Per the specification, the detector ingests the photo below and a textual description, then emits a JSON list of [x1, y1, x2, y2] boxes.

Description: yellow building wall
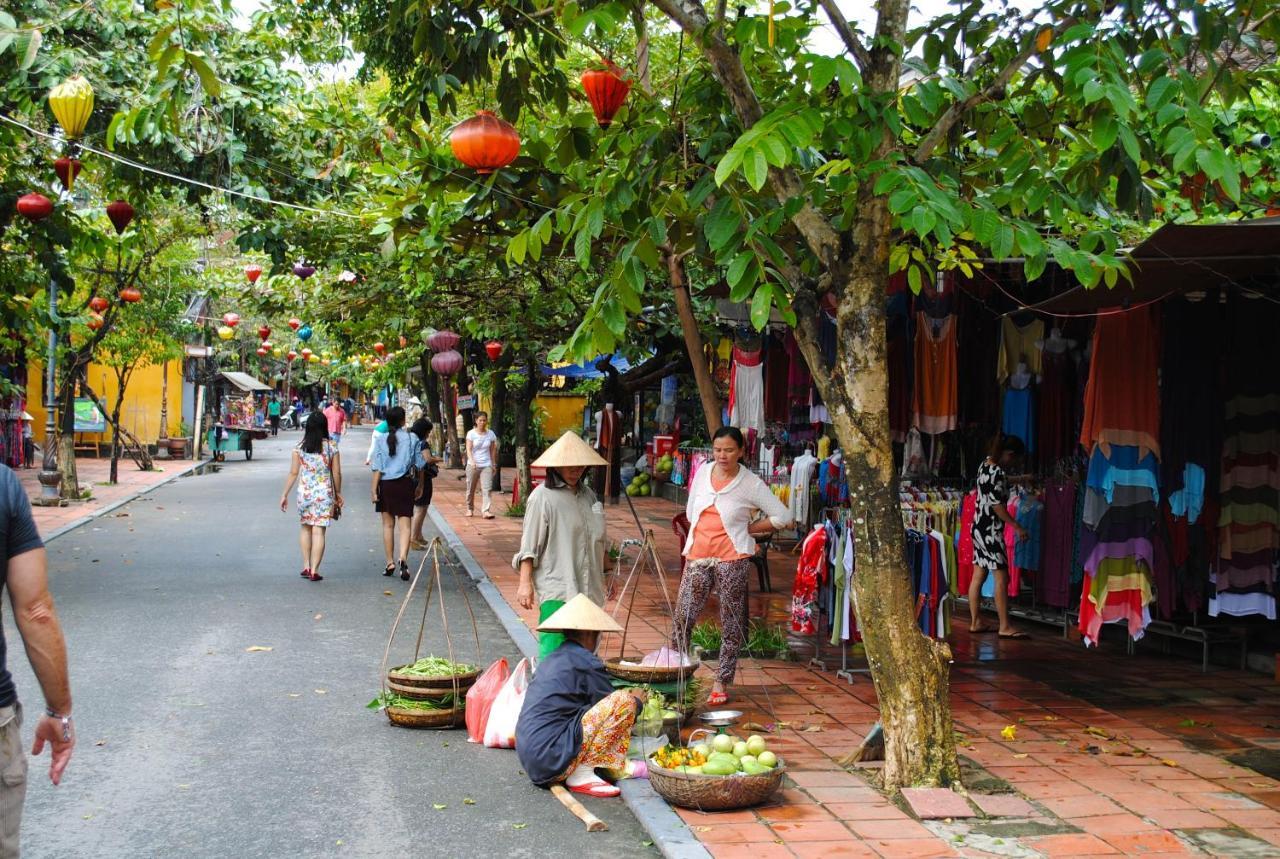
[[26, 359, 186, 445], [536, 394, 589, 439]]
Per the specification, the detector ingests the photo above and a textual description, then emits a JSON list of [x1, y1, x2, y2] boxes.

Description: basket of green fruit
[[632, 690, 685, 745], [647, 733, 785, 810], [387, 656, 480, 695], [369, 692, 465, 729]]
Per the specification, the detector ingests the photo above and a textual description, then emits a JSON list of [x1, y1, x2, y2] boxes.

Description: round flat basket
[[386, 668, 480, 693], [604, 657, 691, 684], [385, 679, 468, 701], [646, 759, 786, 811], [385, 705, 464, 729]]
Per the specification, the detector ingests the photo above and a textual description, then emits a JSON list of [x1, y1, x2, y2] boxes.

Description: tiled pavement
[[431, 469, 1280, 858], [17, 455, 203, 538]]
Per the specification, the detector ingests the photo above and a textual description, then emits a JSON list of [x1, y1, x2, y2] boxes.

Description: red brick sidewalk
[[16, 456, 202, 538], [431, 469, 1280, 858]]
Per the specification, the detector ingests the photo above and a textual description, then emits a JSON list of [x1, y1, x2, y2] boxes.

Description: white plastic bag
[[483, 657, 531, 749]]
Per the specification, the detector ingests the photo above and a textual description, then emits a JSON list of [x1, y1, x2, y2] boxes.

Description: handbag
[[325, 450, 342, 520]]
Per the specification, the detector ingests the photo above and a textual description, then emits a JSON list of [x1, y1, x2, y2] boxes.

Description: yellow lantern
[[217, 325, 235, 341], [308, 354, 320, 363], [49, 75, 95, 140]]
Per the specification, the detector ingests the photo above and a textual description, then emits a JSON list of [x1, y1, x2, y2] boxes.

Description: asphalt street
[[12, 426, 653, 858]]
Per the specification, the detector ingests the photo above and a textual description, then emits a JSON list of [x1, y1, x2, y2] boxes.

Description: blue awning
[[543, 353, 634, 379]]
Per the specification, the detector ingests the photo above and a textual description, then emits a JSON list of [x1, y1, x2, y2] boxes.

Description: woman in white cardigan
[[672, 426, 793, 706]]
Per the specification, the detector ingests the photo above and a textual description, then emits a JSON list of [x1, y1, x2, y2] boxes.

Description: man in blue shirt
[[0, 464, 75, 854]]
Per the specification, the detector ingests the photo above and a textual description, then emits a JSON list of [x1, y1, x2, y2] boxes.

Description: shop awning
[[1030, 217, 1280, 313], [220, 371, 272, 392], [543, 353, 635, 379]]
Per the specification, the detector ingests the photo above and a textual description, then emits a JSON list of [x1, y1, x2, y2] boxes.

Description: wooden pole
[[549, 784, 608, 832]]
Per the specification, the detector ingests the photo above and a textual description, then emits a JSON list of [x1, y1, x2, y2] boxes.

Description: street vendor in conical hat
[[515, 595, 648, 797], [512, 431, 609, 659]]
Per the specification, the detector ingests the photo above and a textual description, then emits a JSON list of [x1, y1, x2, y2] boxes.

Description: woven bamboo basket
[[385, 679, 470, 702], [604, 657, 691, 684], [646, 758, 786, 810], [385, 668, 480, 693], [385, 705, 465, 729]]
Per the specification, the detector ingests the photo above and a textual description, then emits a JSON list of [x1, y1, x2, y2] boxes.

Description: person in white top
[[672, 426, 793, 706], [465, 411, 500, 518]]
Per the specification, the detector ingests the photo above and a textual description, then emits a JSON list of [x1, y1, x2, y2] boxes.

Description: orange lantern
[[87, 314, 104, 330], [119, 286, 142, 303], [300, 348, 313, 360], [582, 63, 632, 128], [89, 295, 109, 313], [450, 110, 520, 174]]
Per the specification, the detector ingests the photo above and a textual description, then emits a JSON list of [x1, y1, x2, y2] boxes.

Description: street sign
[[457, 394, 477, 410]]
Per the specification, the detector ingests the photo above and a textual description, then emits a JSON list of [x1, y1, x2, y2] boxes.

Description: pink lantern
[[430, 349, 464, 376], [427, 329, 460, 352]]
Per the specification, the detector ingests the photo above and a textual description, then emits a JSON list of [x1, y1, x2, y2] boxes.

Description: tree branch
[[816, 0, 871, 76], [911, 19, 1056, 164]]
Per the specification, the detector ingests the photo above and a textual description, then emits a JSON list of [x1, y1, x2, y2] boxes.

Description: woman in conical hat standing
[[516, 595, 648, 797], [512, 431, 609, 660]]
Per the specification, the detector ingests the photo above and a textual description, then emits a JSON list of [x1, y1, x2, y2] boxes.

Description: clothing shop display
[[727, 345, 765, 433], [1038, 481, 1077, 608], [1001, 385, 1035, 455], [1079, 306, 1162, 459], [997, 315, 1045, 382], [791, 525, 828, 635], [789, 452, 819, 530], [1037, 349, 1078, 468], [911, 312, 958, 435]]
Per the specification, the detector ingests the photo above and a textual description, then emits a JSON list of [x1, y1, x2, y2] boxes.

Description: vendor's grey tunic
[[511, 483, 606, 604]]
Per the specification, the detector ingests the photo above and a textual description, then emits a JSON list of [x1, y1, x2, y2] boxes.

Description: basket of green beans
[[369, 691, 465, 729], [386, 656, 480, 695]]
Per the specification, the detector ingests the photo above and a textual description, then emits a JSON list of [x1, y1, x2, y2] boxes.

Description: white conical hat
[[532, 431, 607, 468], [536, 593, 623, 633]]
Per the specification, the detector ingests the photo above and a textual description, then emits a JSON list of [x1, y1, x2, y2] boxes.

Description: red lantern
[[87, 314, 104, 330], [261, 340, 273, 350], [89, 295, 109, 313], [119, 286, 142, 303], [485, 340, 504, 361], [244, 263, 263, 283], [106, 199, 134, 234], [256, 346, 269, 357], [287, 350, 298, 361], [258, 324, 271, 340], [300, 348, 313, 360], [288, 318, 302, 331], [430, 349, 464, 376], [582, 63, 632, 128], [16, 193, 53, 221], [54, 157, 82, 192], [373, 342, 386, 355], [222, 312, 240, 328], [450, 110, 520, 174], [427, 330, 460, 352]]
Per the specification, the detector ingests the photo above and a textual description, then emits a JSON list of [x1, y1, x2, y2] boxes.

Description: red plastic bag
[[483, 657, 531, 749], [465, 657, 509, 744]]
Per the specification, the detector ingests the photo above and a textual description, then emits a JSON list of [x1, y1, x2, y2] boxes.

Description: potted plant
[[691, 620, 722, 662], [167, 421, 192, 458]]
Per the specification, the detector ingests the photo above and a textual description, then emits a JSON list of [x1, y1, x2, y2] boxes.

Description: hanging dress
[[728, 345, 765, 432], [911, 312, 958, 435]]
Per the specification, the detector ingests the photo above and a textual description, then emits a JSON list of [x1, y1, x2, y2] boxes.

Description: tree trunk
[[488, 353, 514, 492], [57, 366, 81, 499], [665, 250, 722, 435], [439, 373, 463, 469], [512, 354, 539, 505], [458, 361, 475, 435], [421, 353, 447, 457]]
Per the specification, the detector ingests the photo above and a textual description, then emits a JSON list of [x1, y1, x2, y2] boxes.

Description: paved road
[[13, 427, 653, 858]]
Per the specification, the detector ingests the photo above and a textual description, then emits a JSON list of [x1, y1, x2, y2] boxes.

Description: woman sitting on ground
[[515, 595, 648, 798]]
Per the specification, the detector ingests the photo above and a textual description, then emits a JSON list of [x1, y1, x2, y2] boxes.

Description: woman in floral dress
[[968, 434, 1027, 637], [280, 412, 343, 581]]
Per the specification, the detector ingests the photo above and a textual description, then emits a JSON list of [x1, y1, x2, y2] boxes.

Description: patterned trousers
[[560, 690, 637, 779], [672, 558, 752, 685]]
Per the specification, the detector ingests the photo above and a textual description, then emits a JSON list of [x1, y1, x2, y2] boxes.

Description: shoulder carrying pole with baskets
[[377, 537, 482, 729]]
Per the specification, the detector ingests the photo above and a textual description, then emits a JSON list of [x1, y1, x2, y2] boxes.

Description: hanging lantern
[[430, 349, 464, 377], [106, 199, 134, 234], [258, 324, 271, 340], [427, 329, 460, 352], [485, 340, 504, 361], [338, 270, 357, 283], [87, 314, 104, 331], [256, 346, 269, 357], [16, 193, 53, 221], [273, 347, 283, 357], [217, 325, 235, 341], [449, 110, 520, 174], [582, 63, 632, 128], [300, 348, 313, 360], [287, 350, 298, 361], [261, 340, 273, 350], [119, 286, 142, 303], [48, 75, 94, 140], [54, 157, 82, 192], [321, 359, 330, 366], [373, 342, 386, 355], [421, 327, 436, 345], [89, 295, 109, 313], [244, 263, 263, 283], [308, 354, 320, 364], [297, 325, 313, 341], [288, 317, 302, 331], [222, 312, 240, 328], [293, 262, 316, 279], [398, 334, 408, 349]]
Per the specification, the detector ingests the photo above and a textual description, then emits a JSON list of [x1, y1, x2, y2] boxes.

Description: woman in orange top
[[672, 427, 793, 706]]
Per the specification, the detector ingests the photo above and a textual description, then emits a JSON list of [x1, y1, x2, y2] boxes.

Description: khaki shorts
[[0, 703, 26, 859]]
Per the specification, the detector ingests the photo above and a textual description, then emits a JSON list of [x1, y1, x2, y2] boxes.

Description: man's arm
[[8, 547, 75, 785]]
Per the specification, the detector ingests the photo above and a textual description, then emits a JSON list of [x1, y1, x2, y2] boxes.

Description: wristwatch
[[45, 708, 73, 742]]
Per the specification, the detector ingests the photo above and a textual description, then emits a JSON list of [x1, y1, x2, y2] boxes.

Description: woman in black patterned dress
[[969, 434, 1029, 638]]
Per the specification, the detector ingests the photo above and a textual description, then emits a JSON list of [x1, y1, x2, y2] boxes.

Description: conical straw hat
[[536, 593, 623, 633], [532, 431, 607, 468]]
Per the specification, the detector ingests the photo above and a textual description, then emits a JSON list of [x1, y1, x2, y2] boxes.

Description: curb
[[43, 457, 215, 544], [427, 506, 711, 859]]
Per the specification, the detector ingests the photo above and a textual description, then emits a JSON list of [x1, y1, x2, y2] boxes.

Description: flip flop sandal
[[998, 631, 1030, 640], [568, 780, 621, 798], [707, 691, 730, 707], [969, 626, 997, 634]]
